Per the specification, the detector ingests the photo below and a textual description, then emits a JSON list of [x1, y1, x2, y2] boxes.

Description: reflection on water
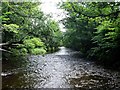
[[2, 47, 120, 89], [69, 75, 111, 89], [54, 47, 72, 55]]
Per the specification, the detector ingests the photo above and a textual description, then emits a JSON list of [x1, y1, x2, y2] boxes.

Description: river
[[2, 47, 120, 89]]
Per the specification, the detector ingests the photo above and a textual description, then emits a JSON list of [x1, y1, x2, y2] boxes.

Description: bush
[[23, 39, 35, 49], [16, 44, 25, 49], [31, 38, 44, 47], [30, 48, 46, 55], [23, 38, 45, 49], [11, 48, 28, 56], [11, 49, 20, 56], [20, 48, 28, 55], [11, 37, 46, 55]]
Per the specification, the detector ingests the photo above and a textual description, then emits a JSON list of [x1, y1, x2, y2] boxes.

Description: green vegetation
[[60, 2, 120, 68], [1, 2, 62, 56], [1, 1, 120, 69]]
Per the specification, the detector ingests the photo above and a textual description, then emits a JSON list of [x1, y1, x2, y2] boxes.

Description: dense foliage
[[61, 2, 120, 68], [1, 2, 62, 55]]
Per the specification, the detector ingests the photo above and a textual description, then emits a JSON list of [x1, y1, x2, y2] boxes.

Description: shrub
[[11, 49, 20, 56], [20, 48, 28, 55], [30, 48, 46, 55], [23, 39, 35, 49], [17, 44, 25, 49], [31, 38, 44, 47], [11, 48, 28, 56]]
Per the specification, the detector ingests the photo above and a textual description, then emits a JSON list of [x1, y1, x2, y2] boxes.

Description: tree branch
[[8, 5, 43, 19], [70, 3, 120, 18], [0, 48, 12, 53]]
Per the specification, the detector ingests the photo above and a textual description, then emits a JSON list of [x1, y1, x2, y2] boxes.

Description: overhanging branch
[[8, 5, 43, 19], [70, 3, 120, 18]]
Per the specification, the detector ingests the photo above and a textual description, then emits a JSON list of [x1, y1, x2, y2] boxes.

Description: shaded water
[[2, 47, 120, 89]]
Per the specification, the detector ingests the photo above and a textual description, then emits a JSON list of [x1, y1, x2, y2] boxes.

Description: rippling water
[[2, 47, 120, 89]]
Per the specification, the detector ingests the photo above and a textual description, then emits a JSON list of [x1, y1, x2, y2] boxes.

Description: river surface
[[2, 47, 120, 89]]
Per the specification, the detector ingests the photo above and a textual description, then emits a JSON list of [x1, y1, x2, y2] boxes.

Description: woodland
[[1, 2, 120, 69]]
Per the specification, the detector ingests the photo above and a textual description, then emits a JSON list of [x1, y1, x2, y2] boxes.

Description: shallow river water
[[2, 47, 120, 89]]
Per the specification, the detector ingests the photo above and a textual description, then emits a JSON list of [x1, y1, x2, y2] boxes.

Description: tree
[[60, 2, 120, 68], [1, 2, 62, 55]]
